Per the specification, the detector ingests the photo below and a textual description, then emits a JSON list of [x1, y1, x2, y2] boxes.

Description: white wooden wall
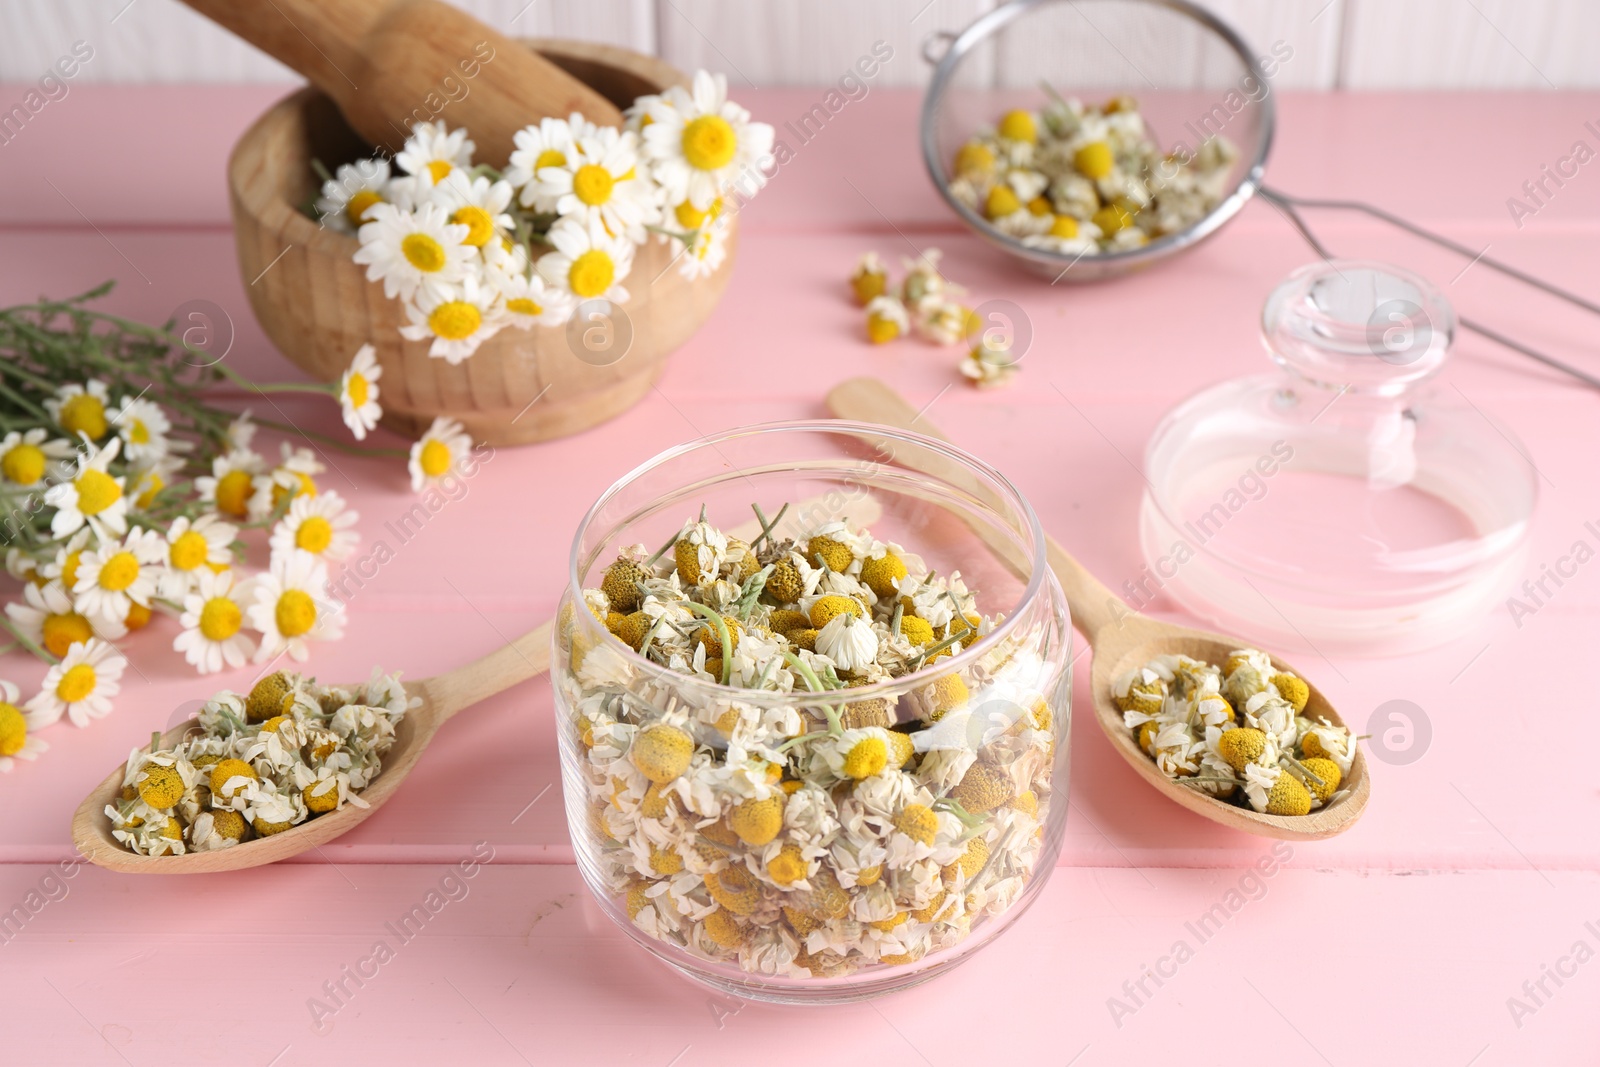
[[0, 0, 1595, 88]]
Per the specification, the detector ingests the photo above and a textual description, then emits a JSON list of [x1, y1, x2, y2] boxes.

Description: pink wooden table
[[3, 84, 1599, 1066]]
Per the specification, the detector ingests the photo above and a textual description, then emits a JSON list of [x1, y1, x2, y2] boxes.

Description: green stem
[[0, 615, 57, 665]]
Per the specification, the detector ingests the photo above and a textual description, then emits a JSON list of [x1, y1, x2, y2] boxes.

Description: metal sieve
[[920, 0, 1600, 387]]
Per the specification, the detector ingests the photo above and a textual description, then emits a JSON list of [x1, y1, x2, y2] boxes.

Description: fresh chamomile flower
[[174, 568, 255, 674], [407, 416, 473, 492], [269, 489, 360, 565], [504, 116, 580, 211], [400, 274, 506, 363], [195, 447, 267, 521], [394, 120, 475, 186], [7, 575, 121, 655], [43, 380, 112, 441], [337, 344, 384, 440], [254, 443, 324, 515], [129, 453, 183, 510], [23, 637, 126, 729], [536, 126, 658, 240], [353, 200, 474, 302], [678, 217, 729, 281], [430, 172, 515, 248], [43, 435, 127, 540], [159, 514, 237, 599], [0, 429, 74, 488], [109, 394, 181, 465], [642, 70, 776, 211], [814, 613, 879, 674], [72, 527, 166, 626], [224, 411, 258, 451], [248, 550, 344, 663], [536, 216, 635, 303], [0, 682, 47, 772], [494, 268, 575, 329], [315, 157, 392, 232]]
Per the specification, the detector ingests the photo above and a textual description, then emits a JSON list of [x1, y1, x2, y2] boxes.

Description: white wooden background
[[0, 0, 1595, 89]]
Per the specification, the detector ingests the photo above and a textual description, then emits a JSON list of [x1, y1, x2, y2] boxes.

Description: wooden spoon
[[826, 377, 1370, 840], [179, 0, 625, 165], [73, 493, 882, 873], [72, 621, 553, 874]]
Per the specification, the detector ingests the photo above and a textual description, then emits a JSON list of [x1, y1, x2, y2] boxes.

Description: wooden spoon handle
[[416, 618, 553, 723], [179, 0, 623, 164], [825, 377, 1129, 643]]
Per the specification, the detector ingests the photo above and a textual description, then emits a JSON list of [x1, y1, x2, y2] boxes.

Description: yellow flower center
[[41, 612, 93, 658], [427, 300, 482, 341], [73, 469, 121, 516], [401, 232, 447, 273], [568, 250, 615, 298], [426, 159, 452, 184], [136, 471, 164, 508], [450, 205, 495, 247], [59, 394, 108, 440], [0, 704, 24, 757], [60, 551, 82, 590], [271, 470, 318, 510], [682, 115, 737, 171], [0, 443, 47, 485], [168, 531, 208, 575], [535, 148, 567, 170], [125, 602, 152, 630], [346, 372, 370, 408], [57, 663, 98, 703], [214, 469, 254, 518], [96, 551, 141, 592], [1075, 141, 1114, 180], [505, 297, 543, 317], [997, 109, 1037, 144], [345, 189, 382, 226], [295, 516, 334, 554], [128, 419, 151, 445], [572, 164, 615, 206], [1050, 215, 1080, 239], [275, 589, 317, 638], [842, 737, 888, 780], [419, 438, 452, 478], [199, 596, 242, 641]]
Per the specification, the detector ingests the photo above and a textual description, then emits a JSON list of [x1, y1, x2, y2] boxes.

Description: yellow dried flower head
[[859, 552, 908, 598], [788, 628, 818, 652], [649, 844, 683, 875], [909, 889, 947, 923], [806, 537, 854, 573], [767, 843, 807, 886], [879, 952, 918, 966], [899, 615, 936, 646], [703, 907, 746, 948], [1029, 698, 1053, 733], [868, 911, 909, 933], [304, 781, 339, 814], [1137, 721, 1160, 756], [1010, 790, 1039, 817], [729, 794, 785, 846], [674, 538, 708, 585], [695, 614, 742, 657], [926, 674, 969, 720], [260, 715, 291, 734], [895, 803, 939, 846], [953, 140, 996, 177], [1298, 757, 1341, 802], [855, 864, 883, 886], [211, 809, 246, 841], [246, 672, 294, 723], [601, 557, 648, 613], [841, 696, 891, 730], [252, 815, 293, 836], [209, 758, 258, 800], [783, 905, 821, 937], [765, 558, 804, 603], [705, 865, 761, 915], [1266, 773, 1312, 817], [952, 762, 1012, 813], [997, 109, 1037, 143], [1115, 678, 1164, 716], [625, 882, 651, 919], [944, 835, 989, 882], [703, 657, 723, 680], [604, 610, 627, 634], [725, 538, 760, 582], [1092, 201, 1135, 236], [768, 608, 810, 634], [1074, 140, 1114, 179], [808, 595, 862, 629], [640, 782, 672, 819], [136, 763, 184, 809], [803, 868, 851, 919], [1272, 673, 1310, 713], [985, 184, 1022, 218], [160, 817, 184, 841], [1216, 727, 1267, 772], [630, 724, 694, 784], [886, 731, 915, 768], [701, 818, 741, 848], [841, 735, 888, 780]]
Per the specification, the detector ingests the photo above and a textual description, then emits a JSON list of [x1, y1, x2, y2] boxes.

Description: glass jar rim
[[566, 418, 1052, 705]]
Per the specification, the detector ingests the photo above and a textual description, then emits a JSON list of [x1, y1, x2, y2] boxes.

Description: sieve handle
[[921, 30, 958, 65]]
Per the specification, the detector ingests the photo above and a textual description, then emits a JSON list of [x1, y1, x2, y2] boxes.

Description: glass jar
[[1140, 260, 1537, 655], [553, 421, 1072, 1003]]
